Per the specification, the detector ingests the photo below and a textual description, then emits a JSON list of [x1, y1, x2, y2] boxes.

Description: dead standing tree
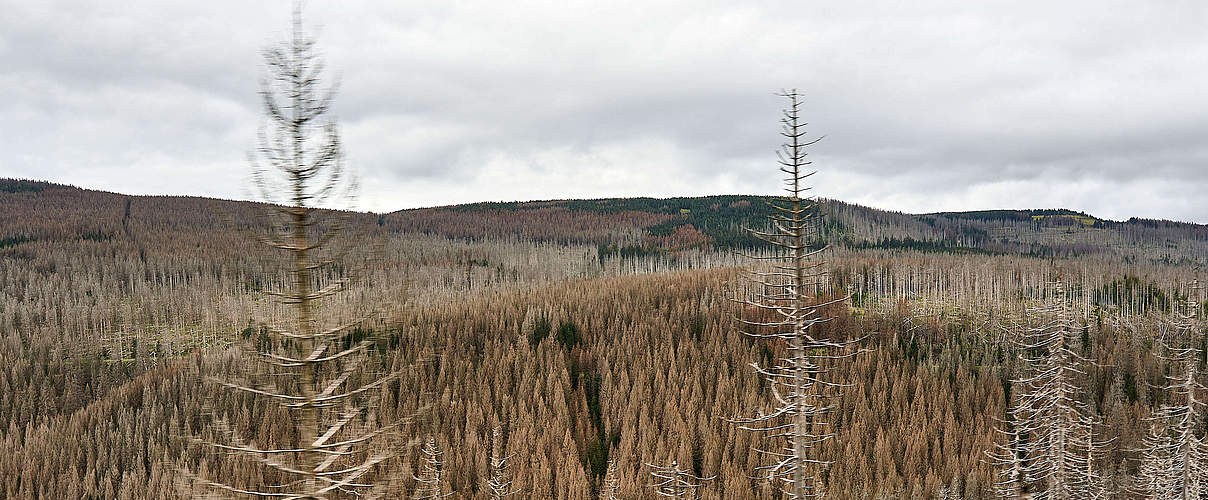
[[192, 6, 400, 498], [1135, 279, 1206, 500], [646, 461, 714, 499], [600, 457, 622, 500], [991, 281, 1109, 499], [1135, 352, 1208, 499], [486, 426, 519, 499], [412, 436, 452, 499], [731, 90, 858, 499]]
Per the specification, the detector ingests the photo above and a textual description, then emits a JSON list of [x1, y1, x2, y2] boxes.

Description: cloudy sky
[[3, 2, 1207, 222]]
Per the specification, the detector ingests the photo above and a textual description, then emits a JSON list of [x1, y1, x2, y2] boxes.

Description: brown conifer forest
[[1, 177, 1207, 498]]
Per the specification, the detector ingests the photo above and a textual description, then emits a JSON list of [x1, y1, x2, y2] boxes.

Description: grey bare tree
[[412, 436, 451, 499], [646, 460, 714, 499], [486, 426, 520, 499], [600, 457, 622, 500], [191, 4, 402, 498], [730, 90, 860, 499], [991, 281, 1109, 499], [1135, 278, 1206, 499]]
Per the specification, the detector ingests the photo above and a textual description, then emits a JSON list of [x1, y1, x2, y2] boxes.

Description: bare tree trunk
[[730, 90, 862, 499], [993, 281, 1107, 500], [647, 460, 714, 499], [189, 5, 404, 498], [487, 426, 519, 499]]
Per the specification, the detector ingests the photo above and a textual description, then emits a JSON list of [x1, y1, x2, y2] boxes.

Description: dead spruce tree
[[646, 461, 715, 499], [991, 281, 1108, 499], [989, 409, 1025, 499], [1077, 416, 1112, 499], [731, 90, 857, 499], [194, 6, 398, 497], [486, 426, 519, 499], [1135, 353, 1208, 499], [600, 457, 622, 500], [412, 436, 451, 499], [1135, 280, 1206, 499]]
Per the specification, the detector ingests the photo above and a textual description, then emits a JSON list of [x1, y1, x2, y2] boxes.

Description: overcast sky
[[3, 1, 1207, 222]]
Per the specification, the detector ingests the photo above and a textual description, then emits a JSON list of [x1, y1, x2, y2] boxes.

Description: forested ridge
[[6, 178, 1207, 263], [386, 191, 1208, 264]]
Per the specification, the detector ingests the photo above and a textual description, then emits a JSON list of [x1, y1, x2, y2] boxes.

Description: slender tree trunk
[[790, 111, 810, 500]]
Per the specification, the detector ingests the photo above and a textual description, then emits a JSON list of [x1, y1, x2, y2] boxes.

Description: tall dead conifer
[[412, 436, 451, 499], [991, 280, 1108, 499], [191, 5, 400, 497], [1135, 278, 1206, 499], [1135, 354, 1208, 499], [600, 457, 622, 500], [486, 426, 519, 499], [731, 90, 858, 499], [646, 460, 714, 499]]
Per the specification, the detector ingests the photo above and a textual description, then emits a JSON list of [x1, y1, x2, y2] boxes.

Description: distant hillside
[[387, 194, 1208, 265], [4, 178, 1207, 266]]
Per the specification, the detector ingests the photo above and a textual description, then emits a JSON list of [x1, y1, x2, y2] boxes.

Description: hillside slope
[[386, 193, 1208, 264], [7, 178, 1205, 266]]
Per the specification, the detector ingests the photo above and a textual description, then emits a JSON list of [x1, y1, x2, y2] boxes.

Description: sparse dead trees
[[731, 90, 858, 498], [193, 5, 397, 498], [1135, 351, 1207, 499], [412, 436, 451, 499], [646, 460, 714, 499], [992, 280, 1108, 499], [1135, 280, 1206, 500], [486, 426, 519, 499]]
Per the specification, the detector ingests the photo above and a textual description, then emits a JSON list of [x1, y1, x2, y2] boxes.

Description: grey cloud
[[3, 1, 1207, 222]]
